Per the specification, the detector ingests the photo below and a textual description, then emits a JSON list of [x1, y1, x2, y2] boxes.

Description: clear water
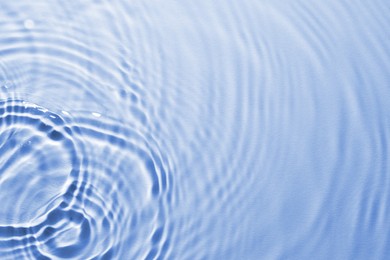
[[1, 1, 390, 259]]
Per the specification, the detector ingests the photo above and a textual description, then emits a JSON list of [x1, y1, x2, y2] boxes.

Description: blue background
[[1, 1, 390, 259]]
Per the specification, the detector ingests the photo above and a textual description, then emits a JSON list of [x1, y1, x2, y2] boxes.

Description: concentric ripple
[[0, 100, 169, 259], [0, 100, 75, 225], [2, 0, 390, 259], [0, 1, 172, 258]]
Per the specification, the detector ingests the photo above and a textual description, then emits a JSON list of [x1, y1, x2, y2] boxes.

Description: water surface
[[1, 1, 390, 259]]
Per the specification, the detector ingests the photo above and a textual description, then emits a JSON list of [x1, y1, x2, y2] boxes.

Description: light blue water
[[1, 1, 390, 259]]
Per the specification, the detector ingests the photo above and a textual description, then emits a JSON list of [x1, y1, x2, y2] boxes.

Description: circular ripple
[[0, 100, 78, 225], [0, 100, 169, 259], [0, 2, 171, 259]]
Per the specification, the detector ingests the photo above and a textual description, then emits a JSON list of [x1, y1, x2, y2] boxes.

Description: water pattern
[[1, 0, 390, 259]]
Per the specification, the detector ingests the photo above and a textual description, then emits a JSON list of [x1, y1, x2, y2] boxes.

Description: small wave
[[0, 97, 169, 260]]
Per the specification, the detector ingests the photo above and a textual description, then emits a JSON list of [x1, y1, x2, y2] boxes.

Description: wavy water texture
[[1, 0, 390, 259]]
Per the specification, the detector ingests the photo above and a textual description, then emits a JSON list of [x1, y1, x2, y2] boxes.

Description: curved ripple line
[[0, 99, 170, 259]]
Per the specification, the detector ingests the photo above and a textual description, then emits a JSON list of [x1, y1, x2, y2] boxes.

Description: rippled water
[[1, 1, 390, 259]]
